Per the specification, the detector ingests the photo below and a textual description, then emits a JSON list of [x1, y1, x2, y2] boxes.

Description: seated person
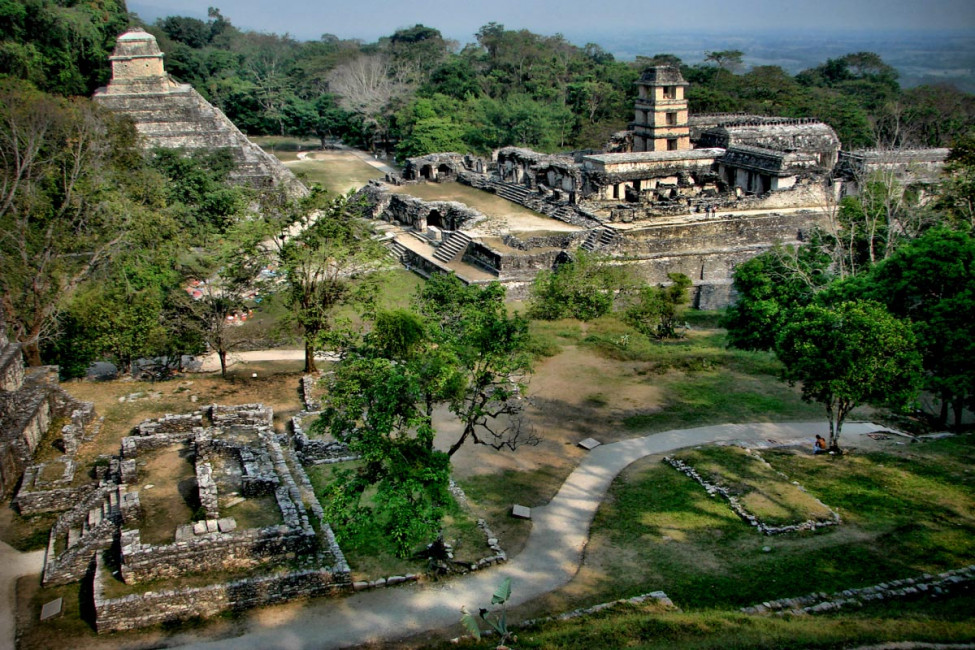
[[813, 435, 828, 454]]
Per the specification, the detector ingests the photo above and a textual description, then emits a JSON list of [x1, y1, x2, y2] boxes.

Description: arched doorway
[[427, 209, 445, 229]]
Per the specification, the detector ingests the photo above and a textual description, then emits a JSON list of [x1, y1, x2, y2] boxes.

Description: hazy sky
[[129, 0, 975, 43]]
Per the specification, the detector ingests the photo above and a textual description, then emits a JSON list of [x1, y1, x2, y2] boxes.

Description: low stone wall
[[119, 524, 316, 583], [292, 413, 355, 465], [135, 412, 202, 436], [16, 479, 97, 515], [741, 565, 975, 616], [664, 455, 840, 535], [211, 403, 273, 428], [301, 375, 321, 411], [93, 554, 352, 633], [120, 430, 193, 457], [59, 402, 96, 455], [196, 459, 219, 518]]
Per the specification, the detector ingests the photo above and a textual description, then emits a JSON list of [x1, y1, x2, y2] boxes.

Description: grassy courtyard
[[509, 435, 975, 625]]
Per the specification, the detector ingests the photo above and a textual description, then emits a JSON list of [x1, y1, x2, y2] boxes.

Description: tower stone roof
[[111, 28, 163, 59], [637, 66, 688, 86]]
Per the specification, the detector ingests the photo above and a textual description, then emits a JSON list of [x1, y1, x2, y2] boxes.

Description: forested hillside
[[2, 4, 973, 156]]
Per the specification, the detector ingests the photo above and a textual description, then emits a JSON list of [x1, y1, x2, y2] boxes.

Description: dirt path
[[170, 421, 896, 650]]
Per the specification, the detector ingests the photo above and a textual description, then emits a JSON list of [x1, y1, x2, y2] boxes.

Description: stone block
[[193, 521, 207, 535], [217, 517, 237, 533], [577, 437, 601, 450], [40, 597, 63, 620], [206, 519, 218, 533], [511, 504, 531, 520]]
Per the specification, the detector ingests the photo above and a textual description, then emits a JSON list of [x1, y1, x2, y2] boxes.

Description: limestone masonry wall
[[94, 554, 352, 633]]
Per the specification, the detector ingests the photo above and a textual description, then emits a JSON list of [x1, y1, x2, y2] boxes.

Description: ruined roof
[[845, 148, 950, 164], [701, 119, 840, 154], [721, 145, 820, 176], [637, 66, 688, 86], [110, 28, 163, 59], [583, 148, 725, 165]]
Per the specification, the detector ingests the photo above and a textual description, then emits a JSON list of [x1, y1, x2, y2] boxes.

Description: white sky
[[128, 0, 975, 43]]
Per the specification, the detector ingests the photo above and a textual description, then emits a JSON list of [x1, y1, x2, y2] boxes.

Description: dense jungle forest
[[3, 0, 974, 158]]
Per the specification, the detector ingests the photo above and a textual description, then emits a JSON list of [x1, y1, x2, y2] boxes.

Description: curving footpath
[[169, 421, 893, 650], [0, 541, 45, 649]]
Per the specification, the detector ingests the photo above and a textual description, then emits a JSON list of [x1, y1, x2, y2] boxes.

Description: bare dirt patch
[[137, 445, 197, 545]]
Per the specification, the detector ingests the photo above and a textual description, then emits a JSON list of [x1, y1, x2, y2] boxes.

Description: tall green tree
[[0, 81, 172, 365], [775, 300, 922, 448], [315, 276, 535, 556], [861, 228, 975, 428], [624, 272, 692, 340], [722, 243, 832, 351], [267, 189, 389, 372]]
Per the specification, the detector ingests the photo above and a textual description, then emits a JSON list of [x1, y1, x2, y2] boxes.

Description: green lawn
[[567, 437, 975, 611], [671, 446, 836, 526]]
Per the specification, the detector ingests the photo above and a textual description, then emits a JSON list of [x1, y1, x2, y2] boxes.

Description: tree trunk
[[304, 341, 317, 373], [939, 395, 950, 427], [23, 341, 42, 366], [218, 349, 228, 379], [952, 395, 965, 431]]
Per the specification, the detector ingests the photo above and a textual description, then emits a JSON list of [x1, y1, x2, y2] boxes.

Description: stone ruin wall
[[93, 555, 352, 633], [356, 185, 485, 232], [85, 402, 354, 632], [118, 524, 316, 583]]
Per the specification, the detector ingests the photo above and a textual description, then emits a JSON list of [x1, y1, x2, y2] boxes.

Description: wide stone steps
[[581, 227, 619, 252], [433, 232, 472, 263], [386, 240, 408, 263]]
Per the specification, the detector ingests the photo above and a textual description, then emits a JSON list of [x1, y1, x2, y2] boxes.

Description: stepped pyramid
[[94, 28, 306, 196]]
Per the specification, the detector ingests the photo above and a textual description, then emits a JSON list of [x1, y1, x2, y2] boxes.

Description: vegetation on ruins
[[775, 300, 922, 448], [316, 275, 535, 556], [0, 79, 179, 367], [527, 251, 632, 321]]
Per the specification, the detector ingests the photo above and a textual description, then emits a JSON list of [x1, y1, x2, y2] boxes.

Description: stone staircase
[[66, 486, 123, 549], [45, 484, 133, 585], [433, 231, 472, 263], [581, 227, 620, 252], [386, 239, 408, 263]]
